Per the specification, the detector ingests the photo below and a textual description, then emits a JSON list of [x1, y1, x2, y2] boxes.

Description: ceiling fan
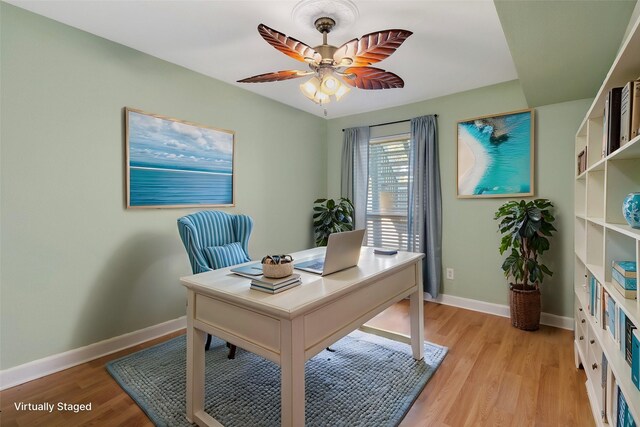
[[237, 17, 412, 105]]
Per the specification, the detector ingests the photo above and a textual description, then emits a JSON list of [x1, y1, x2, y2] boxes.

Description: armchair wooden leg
[[228, 344, 237, 359], [205, 334, 212, 351], [206, 335, 236, 358]]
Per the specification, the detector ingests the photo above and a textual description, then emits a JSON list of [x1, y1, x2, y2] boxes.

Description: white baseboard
[[424, 292, 573, 331], [0, 316, 186, 391], [0, 293, 574, 390]]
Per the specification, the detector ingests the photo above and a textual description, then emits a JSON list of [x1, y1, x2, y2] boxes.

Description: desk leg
[[280, 317, 305, 427], [186, 290, 206, 423], [410, 262, 425, 360]]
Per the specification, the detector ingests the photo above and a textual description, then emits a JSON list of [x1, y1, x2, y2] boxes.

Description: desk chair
[[177, 210, 253, 357]]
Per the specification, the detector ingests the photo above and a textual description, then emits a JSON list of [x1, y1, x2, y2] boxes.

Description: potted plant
[[313, 198, 354, 246], [494, 199, 557, 330]]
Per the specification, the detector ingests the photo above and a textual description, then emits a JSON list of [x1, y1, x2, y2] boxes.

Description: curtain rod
[[341, 114, 438, 131]]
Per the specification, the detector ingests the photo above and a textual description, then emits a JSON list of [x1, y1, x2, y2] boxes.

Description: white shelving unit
[[574, 14, 640, 427]]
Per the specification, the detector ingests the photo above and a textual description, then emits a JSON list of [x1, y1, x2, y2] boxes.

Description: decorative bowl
[[622, 192, 640, 229], [261, 254, 294, 278]]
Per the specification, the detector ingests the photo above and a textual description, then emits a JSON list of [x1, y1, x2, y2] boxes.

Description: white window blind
[[366, 134, 411, 249]]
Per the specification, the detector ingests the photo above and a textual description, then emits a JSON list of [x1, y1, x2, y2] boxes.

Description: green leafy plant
[[313, 197, 354, 246], [494, 199, 557, 290]]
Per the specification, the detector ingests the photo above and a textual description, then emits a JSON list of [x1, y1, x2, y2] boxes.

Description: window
[[366, 134, 412, 249]]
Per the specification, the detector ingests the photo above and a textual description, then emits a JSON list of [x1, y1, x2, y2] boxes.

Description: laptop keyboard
[[306, 261, 324, 270]]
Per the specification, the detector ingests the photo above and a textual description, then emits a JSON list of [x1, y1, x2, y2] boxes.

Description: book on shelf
[[633, 329, 639, 391], [614, 261, 638, 274], [589, 276, 597, 316], [606, 293, 617, 340], [613, 261, 637, 299], [621, 81, 636, 147], [577, 147, 587, 175], [611, 376, 619, 427], [602, 353, 609, 423], [625, 316, 638, 366], [603, 87, 623, 157], [632, 79, 640, 140], [620, 309, 628, 353], [596, 282, 604, 325], [606, 369, 618, 425], [616, 385, 638, 427], [614, 279, 638, 299], [613, 261, 637, 280]]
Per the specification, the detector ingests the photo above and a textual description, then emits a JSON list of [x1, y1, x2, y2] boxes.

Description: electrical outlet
[[446, 268, 454, 280]]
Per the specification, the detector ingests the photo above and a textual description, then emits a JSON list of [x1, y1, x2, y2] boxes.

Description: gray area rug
[[106, 330, 447, 427]]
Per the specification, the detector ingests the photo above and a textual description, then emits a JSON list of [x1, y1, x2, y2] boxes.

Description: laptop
[[294, 229, 365, 276]]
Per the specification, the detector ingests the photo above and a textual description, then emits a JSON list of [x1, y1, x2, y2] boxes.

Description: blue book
[[607, 294, 617, 339], [633, 329, 639, 391], [625, 407, 637, 427], [613, 268, 637, 290], [613, 261, 637, 277], [620, 310, 627, 353], [591, 277, 597, 316], [618, 387, 628, 427]]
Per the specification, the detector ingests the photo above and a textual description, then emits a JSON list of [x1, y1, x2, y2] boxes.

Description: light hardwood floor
[[1, 301, 593, 426]]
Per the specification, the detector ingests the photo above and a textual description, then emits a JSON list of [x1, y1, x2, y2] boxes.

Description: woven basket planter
[[509, 284, 541, 331]]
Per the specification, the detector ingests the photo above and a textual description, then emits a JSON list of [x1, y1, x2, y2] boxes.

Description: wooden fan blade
[[334, 29, 412, 66], [258, 24, 322, 64], [342, 67, 404, 90], [237, 70, 312, 83]]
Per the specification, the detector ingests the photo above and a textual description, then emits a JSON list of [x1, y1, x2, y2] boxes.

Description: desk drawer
[[195, 294, 281, 353], [304, 265, 416, 350]]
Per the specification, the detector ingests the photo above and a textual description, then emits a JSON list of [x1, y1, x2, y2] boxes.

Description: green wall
[[0, 2, 597, 371], [0, 4, 326, 369], [326, 81, 592, 318]]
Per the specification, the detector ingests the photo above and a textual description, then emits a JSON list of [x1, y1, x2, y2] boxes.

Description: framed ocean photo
[[456, 109, 534, 198], [125, 108, 235, 208]]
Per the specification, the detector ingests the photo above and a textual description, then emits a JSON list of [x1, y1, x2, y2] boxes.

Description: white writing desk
[[180, 246, 425, 427]]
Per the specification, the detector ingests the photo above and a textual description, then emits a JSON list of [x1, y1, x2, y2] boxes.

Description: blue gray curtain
[[341, 126, 370, 229], [408, 115, 442, 297]]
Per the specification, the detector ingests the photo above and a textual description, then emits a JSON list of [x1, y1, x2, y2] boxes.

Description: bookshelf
[[574, 13, 640, 427]]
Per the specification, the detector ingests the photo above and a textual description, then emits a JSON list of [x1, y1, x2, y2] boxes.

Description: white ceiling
[[7, 0, 519, 118]]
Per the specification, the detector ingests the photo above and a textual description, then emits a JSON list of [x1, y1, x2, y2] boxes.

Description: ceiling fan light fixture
[[301, 72, 349, 104], [300, 76, 321, 100], [320, 74, 340, 95], [314, 90, 330, 104], [334, 82, 351, 101]]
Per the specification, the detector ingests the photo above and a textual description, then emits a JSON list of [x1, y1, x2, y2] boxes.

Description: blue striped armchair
[[177, 210, 254, 354]]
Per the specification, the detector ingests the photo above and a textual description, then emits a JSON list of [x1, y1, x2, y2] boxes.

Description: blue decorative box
[[612, 261, 637, 300], [613, 260, 637, 277]]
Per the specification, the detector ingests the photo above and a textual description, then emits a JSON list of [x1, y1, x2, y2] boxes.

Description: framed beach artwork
[[125, 108, 235, 208], [456, 109, 534, 198]]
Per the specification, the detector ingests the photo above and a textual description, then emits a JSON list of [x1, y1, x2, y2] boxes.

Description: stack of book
[[612, 260, 637, 299], [603, 79, 640, 157], [250, 274, 301, 294]]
